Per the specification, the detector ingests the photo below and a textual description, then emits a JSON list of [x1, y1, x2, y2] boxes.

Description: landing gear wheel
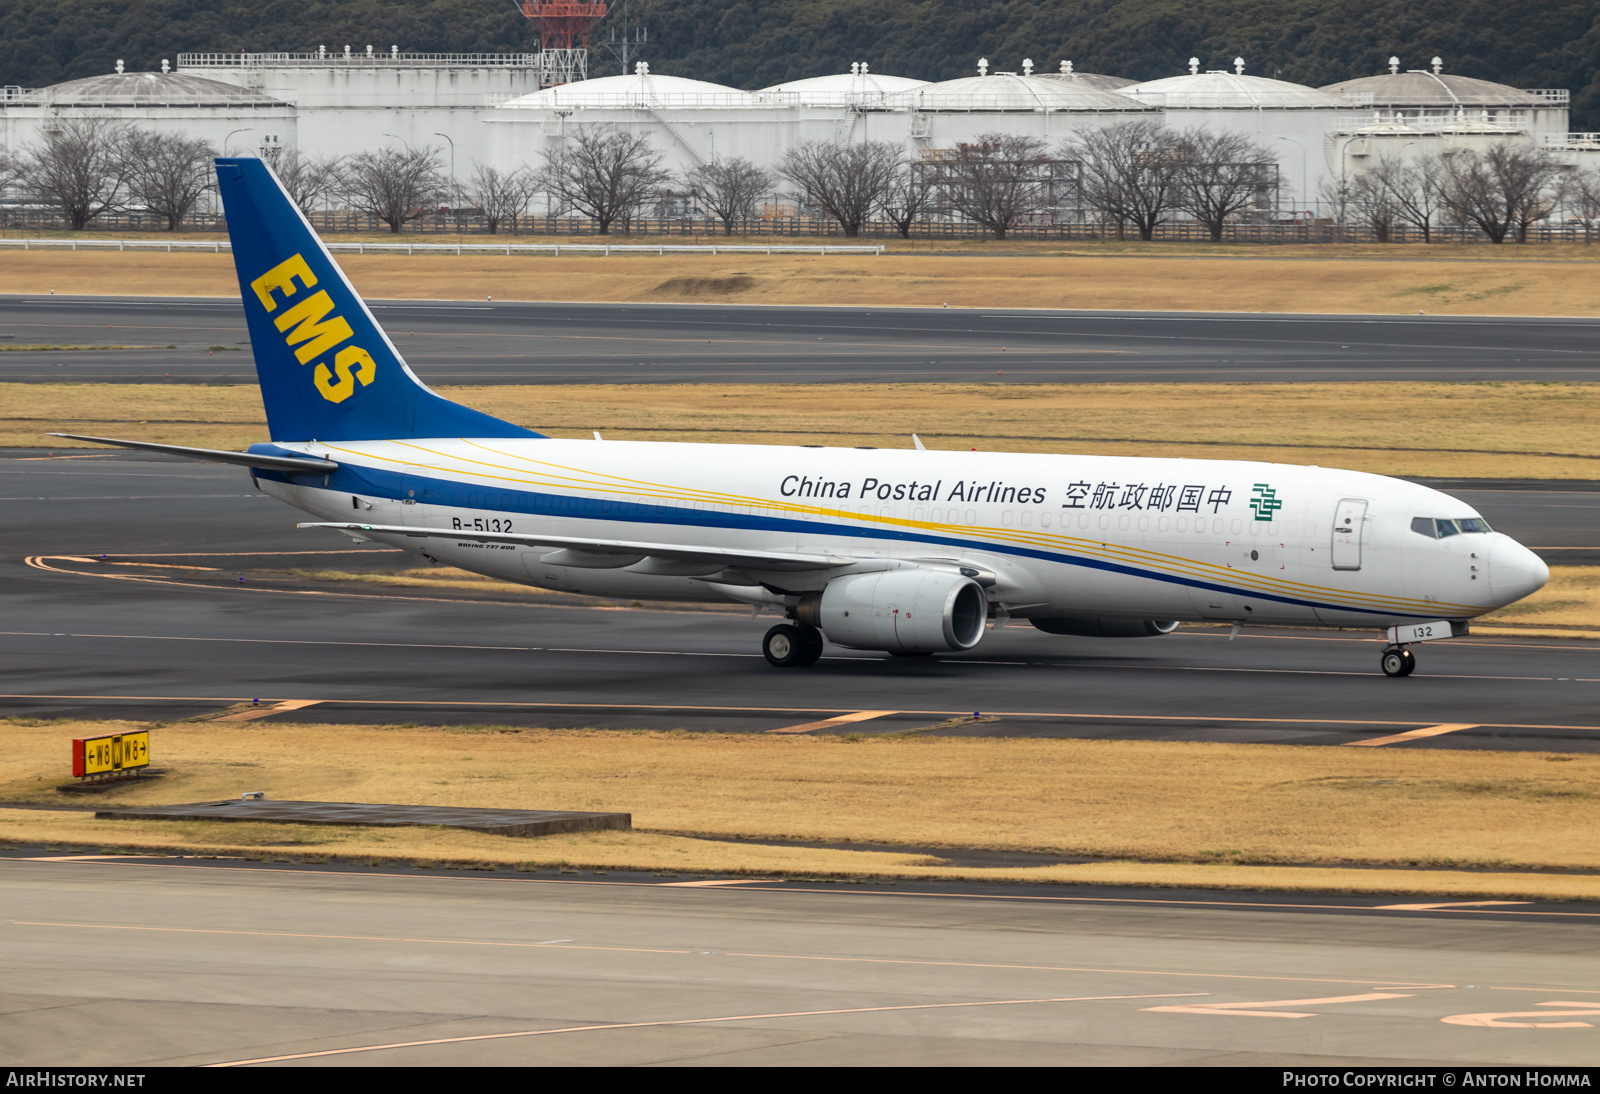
[[763, 624, 812, 668], [794, 623, 825, 666], [1381, 647, 1416, 677]]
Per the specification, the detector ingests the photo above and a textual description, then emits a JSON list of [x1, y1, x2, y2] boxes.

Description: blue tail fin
[[214, 157, 539, 443]]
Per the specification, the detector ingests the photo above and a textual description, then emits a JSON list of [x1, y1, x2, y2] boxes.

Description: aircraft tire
[[1381, 647, 1414, 677], [794, 624, 825, 666], [763, 624, 810, 668]]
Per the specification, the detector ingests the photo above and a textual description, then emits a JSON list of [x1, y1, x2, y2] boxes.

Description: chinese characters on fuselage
[[777, 474, 1240, 514], [1064, 482, 1233, 513]]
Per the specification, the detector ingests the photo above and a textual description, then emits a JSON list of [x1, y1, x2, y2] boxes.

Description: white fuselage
[[258, 436, 1548, 629]]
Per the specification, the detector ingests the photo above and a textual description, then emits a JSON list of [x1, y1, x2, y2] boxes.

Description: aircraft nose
[[1489, 538, 1549, 607]]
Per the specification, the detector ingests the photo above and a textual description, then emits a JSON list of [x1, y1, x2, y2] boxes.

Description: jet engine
[[1030, 617, 1180, 638], [808, 570, 988, 653]]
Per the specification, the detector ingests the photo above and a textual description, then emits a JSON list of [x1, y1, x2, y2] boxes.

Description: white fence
[[0, 239, 885, 256]]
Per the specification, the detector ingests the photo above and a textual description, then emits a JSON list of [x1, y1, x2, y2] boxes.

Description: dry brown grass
[[4, 248, 1600, 315], [15, 380, 1600, 479], [1477, 567, 1600, 637], [3, 720, 1598, 897]]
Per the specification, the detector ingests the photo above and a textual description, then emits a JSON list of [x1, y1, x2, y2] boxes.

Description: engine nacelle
[[1030, 617, 1180, 638], [816, 570, 988, 653]]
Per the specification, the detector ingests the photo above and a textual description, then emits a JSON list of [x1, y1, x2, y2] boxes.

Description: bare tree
[[1348, 165, 1401, 243], [341, 145, 447, 233], [1440, 144, 1562, 244], [540, 124, 671, 235], [469, 163, 537, 234], [263, 146, 344, 216], [925, 133, 1056, 241], [684, 156, 776, 235], [124, 129, 216, 231], [1173, 130, 1278, 242], [22, 118, 133, 230], [1070, 120, 1184, 241], [778, 140, 900, 237], [1381, 152, 1448, 243], [1317, 175, 1352, 228], [878, 156, 936, 239], [1569, 165, 1600, 244]]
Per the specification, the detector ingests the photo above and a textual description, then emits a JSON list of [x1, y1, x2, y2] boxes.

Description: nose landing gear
[[1380, 645, 1416, 677]]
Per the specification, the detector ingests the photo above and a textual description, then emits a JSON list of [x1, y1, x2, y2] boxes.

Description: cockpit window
[[1412, 516, 1493, 538]]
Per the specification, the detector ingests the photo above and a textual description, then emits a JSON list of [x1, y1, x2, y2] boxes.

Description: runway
[[4, 852, 1598, 1067], [6, 295, 1600, 384], [4, 452, 1598, 750]]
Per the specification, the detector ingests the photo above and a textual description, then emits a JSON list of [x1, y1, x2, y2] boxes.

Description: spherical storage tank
[[0, 68, 297, 162], [1321, 59, 1566, 139], [759, 64, 927, 108], [1036, 60, 1136, 92], [1118, 61, 1344, 216], [490, 64, 844, 201]]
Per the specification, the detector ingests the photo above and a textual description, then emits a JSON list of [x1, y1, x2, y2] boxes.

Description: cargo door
[[1331, 498, 1367, 571]]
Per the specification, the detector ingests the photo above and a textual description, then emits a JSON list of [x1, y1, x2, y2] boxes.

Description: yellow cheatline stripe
[[321, 443, 1477, 617]]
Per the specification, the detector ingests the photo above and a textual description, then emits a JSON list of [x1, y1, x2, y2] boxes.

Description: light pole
[[1277, 136, 1306, 219], [433, 131, 456, 228], [1331, 134, 1364, 225], [223, 128, 253, 155]]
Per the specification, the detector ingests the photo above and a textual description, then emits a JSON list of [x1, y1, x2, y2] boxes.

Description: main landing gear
[[1380, 645, 1417, 677], [763, 623, 824, 668]]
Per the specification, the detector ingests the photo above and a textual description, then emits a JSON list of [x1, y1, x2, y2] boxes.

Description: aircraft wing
[[299, 521, 853, 572]]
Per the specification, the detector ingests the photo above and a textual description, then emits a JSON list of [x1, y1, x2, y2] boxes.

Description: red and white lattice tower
[[522, 0, 608, 52]]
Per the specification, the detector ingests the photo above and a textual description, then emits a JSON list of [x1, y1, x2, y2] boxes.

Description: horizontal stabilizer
[[48, 433, 337, 474], [299, 522, 851, 572]]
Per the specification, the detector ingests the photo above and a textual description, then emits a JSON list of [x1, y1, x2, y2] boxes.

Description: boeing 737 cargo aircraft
[[57, 158, 1549, 676]]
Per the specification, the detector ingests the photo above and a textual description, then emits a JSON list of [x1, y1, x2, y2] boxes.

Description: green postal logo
[[1249, 483, 1284, 522]]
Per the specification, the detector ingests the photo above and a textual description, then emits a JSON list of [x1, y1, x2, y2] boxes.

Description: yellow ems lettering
[[273, 289, 354, 365], [250, 253, 317, 312], [314, 345, 378, 403], [251, 252, 372, 403]]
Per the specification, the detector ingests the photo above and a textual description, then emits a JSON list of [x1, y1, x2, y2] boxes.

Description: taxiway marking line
[[204, 992, 1208, 1066], [2, 690, 1597, 734], [1375, 900, 1531, 911], [1144, 991, 1413, 1019], [1344, 723, 1480, 747], [0, 917, 1466, 989], [212, 699, 323, 722], [26, 852, 1600, 919], [720, 949, 1454, 988], [10, 920, 695, 956], [767, 710, 897, 734]]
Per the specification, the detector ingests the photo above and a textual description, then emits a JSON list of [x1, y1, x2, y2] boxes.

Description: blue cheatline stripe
[[262, 464, 1436, 621]]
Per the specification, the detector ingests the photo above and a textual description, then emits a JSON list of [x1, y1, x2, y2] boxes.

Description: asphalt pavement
[[3, 453, 1597, 750], [6, 295, 1600, 384], [4, 853, 1598, 1066]]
